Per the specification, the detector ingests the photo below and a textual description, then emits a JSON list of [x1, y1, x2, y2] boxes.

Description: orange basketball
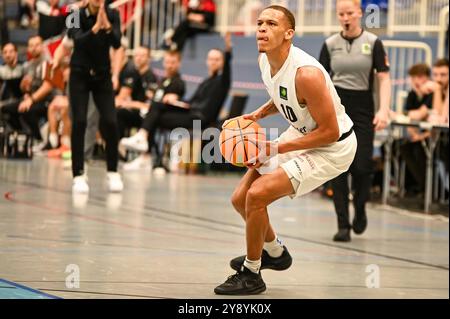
[[219, 118, 266, 167]]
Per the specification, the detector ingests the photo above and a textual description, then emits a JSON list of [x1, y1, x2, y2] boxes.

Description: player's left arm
[[278, 67, 340, 154]]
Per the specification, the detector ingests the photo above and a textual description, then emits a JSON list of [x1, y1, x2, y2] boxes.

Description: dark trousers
[[141, 101, 204, 151], [332, 88, 375, 230], [400, 141, 426, 192], [117, 108, 142, 139], [1, 99, 47, 140], [69, 69, 118, 177], [171, 19, 211, 51]]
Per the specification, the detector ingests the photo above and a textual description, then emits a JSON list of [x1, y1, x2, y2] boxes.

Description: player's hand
[[18, 97, 33, 113], [244, 138, 279, 169], [373, 109, 389, 131], [222, 112, 261, 129]]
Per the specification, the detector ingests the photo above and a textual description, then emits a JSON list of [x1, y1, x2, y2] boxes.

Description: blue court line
[[0, 279, 62, 299]]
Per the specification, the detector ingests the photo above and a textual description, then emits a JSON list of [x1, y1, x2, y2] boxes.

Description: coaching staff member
[[67, 0, 123, 193]]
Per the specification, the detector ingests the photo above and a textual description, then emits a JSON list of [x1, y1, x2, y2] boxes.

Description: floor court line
[[0, 279, 61, 299], [2, 177, 448, 271]]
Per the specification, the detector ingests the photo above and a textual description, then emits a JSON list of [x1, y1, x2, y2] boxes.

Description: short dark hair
[[433, 58, 449, 68], [263, 5, 296, 30], [165, 50, 182, 60], [408, 63, 431, 77], [1, 42, 17, 52]]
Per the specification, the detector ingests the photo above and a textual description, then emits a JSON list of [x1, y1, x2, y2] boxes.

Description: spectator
[[399, 64, 434, 196], [119, 49, 186, 171], [0, 43, 25, 102], [162, 0, 216, 52], [121, 33, 232, 171], [1, 36, 53, 152], [18, 0, 36, 28], [46, 65, 71, 157], [427, 58, 449, 124]]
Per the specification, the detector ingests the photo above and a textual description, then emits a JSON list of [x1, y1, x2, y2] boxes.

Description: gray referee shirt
[[319, 30, 389, 91]]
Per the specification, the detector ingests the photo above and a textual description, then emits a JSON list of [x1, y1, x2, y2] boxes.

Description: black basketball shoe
[[214, 266, 266, 295], [229, 246, 292, 272]]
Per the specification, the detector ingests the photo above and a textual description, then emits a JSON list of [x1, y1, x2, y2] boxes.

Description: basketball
[[219, 118, 266, 167]]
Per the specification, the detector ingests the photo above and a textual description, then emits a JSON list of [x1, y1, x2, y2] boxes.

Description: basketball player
[[214, 5, 357, 295]]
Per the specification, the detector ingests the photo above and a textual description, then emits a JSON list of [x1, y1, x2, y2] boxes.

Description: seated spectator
[[399, 63, 434, 196], [36, 0, 69, 41], [427, 58, 449, 178], [47, 65, 71, 158], [427, 58, 449, 125], [116, 46, 158, 139], [121, 33, 232, 171], [1, 36, 53, 152], [18, 0, 36, 28], [0, 43, 25, 103], [162, 0, 216, 52], [119, 50, 186, 170]]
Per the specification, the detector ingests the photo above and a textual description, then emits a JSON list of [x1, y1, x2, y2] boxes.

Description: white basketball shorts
[[256, 126, 357, 198]]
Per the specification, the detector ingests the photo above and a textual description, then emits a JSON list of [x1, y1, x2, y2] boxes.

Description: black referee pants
[[69, 68, 118, 177], [332, 88, 375, 230]]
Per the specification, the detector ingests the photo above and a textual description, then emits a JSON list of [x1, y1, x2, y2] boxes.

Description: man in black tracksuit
[[67, 0, 123, 193]]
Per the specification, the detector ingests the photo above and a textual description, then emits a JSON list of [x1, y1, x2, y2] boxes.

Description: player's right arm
[[244, 99, 278, 121], [222, 99, 278, 128]]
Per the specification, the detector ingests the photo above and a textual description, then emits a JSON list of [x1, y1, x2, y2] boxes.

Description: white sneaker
[[32, 140, 47, 154], [107, 172, 124, 192], [153, 166, 167, 177], [123, 155, 152, 171], [73, 175, 89, 193], [120, 134, 148, 153], [20, 16, 30, 28]]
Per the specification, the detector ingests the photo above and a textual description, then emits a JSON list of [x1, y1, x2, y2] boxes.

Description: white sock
[[243, 257, 261, 274], [49, 133, 58, 148], [61, 135, 71, 147], [263, 237, 284, 258]]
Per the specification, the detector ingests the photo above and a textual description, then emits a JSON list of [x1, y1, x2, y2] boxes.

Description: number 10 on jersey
[[280, 104, 298, 122]]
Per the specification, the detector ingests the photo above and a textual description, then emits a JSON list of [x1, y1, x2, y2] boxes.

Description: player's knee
[[231, 188, 245, 213], [245, 184, 268, 211]]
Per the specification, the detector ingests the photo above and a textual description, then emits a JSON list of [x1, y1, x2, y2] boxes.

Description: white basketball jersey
[[259, 45, 353, 137]]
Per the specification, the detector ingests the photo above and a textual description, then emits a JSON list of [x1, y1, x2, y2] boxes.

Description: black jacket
[[189, 50, 232, 123], [68, 6, 121, 73]]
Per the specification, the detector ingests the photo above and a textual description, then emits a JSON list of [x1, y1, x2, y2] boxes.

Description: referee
[[68, 0, 123, 193], [319, 0, 391, 242]]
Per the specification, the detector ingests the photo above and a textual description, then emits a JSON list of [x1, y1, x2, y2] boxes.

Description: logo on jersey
[[280, 86, 288, 100], [362, 43, 372, 55]]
